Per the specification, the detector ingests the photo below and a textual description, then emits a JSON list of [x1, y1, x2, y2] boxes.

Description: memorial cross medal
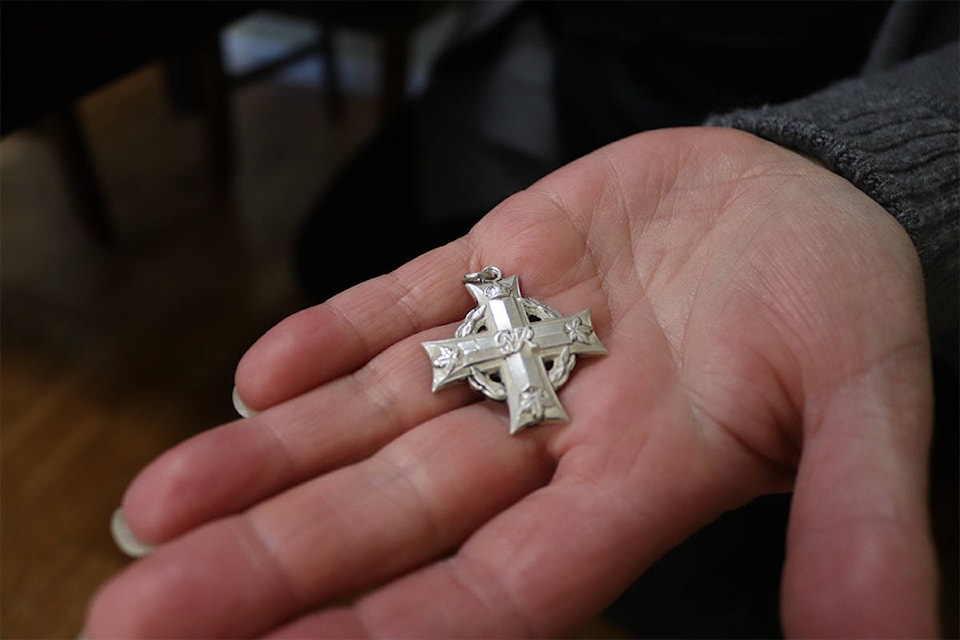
[[422, 267, 607, 434]]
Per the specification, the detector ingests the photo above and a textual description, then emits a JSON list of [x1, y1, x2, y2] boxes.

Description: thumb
[[782, 337, 939, 637]]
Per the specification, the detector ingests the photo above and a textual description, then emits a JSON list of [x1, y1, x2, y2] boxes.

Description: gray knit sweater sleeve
[[708, 43, 959, 360]]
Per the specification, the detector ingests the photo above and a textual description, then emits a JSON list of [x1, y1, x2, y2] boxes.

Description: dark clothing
[[546, 1, 892, 156]]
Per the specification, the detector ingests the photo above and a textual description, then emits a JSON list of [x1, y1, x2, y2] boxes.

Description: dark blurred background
[[2, 2, 955, 638]]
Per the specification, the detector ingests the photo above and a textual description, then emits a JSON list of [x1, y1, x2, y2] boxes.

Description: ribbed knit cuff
[[707, 43, 958, 361]]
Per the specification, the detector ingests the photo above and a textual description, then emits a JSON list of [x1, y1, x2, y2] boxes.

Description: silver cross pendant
[[422, 267, 607, 434]]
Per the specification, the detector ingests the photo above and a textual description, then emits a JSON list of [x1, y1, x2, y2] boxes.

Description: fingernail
[[232, 385, 259, 418], [76, 630, 89, 640], [110, 508, 157, 558]]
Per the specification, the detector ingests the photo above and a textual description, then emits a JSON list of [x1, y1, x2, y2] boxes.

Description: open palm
[[87, 128, 938, 638]]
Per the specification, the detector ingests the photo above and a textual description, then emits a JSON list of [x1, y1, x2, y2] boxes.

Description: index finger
[[235, 241, 478, 411]]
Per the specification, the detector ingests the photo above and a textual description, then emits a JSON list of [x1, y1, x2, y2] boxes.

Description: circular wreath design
[[454, 298, 577, 402]]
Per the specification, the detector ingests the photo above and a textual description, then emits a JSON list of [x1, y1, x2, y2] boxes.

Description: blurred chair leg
[[197, 36, 234, 193], [49, 107, 115, 245], [162, 50, 206, 114], [318, 26, 344, 118], [379, 29, 409, 117]]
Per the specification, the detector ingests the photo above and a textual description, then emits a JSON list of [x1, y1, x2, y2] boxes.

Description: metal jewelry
[[422, 267, 607, 434]]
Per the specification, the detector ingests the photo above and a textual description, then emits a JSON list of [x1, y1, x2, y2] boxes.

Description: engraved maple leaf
[[518, 386, 547, 423], [564, 317, 594, 344], [432, 345, 462, 373]]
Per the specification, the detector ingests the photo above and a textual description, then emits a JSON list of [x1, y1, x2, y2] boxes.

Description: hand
[[86, 128, 938, 638]]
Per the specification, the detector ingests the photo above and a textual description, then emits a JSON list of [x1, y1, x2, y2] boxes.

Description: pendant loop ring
[[462, 266, 502, 284]]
